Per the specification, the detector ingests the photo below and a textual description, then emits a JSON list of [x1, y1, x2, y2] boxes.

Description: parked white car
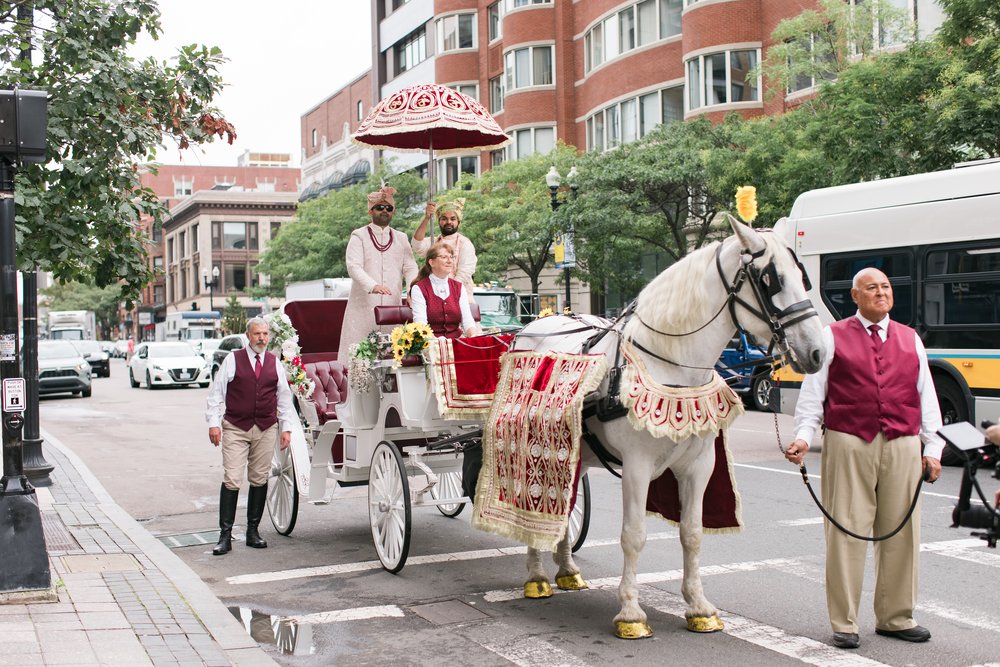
[[128, 342, 211, 389]]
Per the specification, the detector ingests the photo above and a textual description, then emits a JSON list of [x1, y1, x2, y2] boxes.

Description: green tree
[[0, 1, 234, 304], [221, 293, 245, 336], [41, 280, 122, 339], [255, 166, 428, 296], [562, 119, 738, 298], [436, 144, 579, 295]]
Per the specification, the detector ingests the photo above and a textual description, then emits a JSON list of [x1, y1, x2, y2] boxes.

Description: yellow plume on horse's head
[[735, 186, 758, 224]]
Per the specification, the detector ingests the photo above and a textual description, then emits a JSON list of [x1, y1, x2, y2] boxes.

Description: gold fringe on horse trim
[[620, 340, 744, 442]]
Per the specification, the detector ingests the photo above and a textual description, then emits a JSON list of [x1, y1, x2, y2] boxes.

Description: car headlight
[[75, 362, 88, 372]]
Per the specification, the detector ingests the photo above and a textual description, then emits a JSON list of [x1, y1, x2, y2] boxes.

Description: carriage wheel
[[430, 471, 465, 518], [267, 444, 299, 536], [369, 441, 412, 573], [567, 473, 591, 553]]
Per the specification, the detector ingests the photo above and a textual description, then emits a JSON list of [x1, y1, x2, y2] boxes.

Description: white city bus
[[774, 159, 1000, 459]]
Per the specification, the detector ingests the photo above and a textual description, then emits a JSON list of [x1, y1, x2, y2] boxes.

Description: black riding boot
[[213, 485, 239, 556], [245, 483, 268, 549]]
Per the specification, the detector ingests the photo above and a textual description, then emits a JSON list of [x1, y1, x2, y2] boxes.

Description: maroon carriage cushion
[[283, 299, 348, 358], [303, 360, 347, 424]]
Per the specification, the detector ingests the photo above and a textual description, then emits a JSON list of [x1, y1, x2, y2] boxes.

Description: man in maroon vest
[[206, 317, 293, 555], [785, 267, 943, 650]]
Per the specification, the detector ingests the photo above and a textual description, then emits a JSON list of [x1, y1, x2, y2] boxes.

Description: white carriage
[[265, 298, 591, 573]]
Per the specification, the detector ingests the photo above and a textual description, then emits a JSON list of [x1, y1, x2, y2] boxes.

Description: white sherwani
[[338, 223, 418, 361], [411, 233, 477, 300]]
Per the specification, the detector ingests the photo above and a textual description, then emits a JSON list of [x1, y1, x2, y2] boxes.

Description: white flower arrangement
[[348, 330, 388, 393], [265, 312, 316, 402]]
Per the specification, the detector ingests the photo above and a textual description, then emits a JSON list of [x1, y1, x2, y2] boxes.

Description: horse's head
[[729, 217, 825, 374]]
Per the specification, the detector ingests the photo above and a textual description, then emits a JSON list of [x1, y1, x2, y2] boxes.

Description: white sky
[[133, 1, 373, 167]]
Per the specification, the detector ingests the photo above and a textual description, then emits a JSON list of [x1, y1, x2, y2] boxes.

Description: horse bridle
[[633, 235, 819, 367]]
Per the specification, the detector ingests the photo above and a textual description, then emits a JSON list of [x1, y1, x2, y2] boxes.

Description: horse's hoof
[[523, 581, 553, 598], [687, 615, 724, 633], [615, 621, 654, 639], [555, 573, 589, 591]]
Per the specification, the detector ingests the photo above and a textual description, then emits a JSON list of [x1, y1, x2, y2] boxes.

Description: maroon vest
[[224, 349, 279, 432], [418, 276, 463, 339], [824, 318, 921, 442]]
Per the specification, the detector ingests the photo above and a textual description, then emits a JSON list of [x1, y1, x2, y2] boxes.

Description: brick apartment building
[[128, 154, 300, 340], [301, 0, 945, 313]]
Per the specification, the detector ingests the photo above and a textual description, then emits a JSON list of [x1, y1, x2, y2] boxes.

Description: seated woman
[[409, 242, 481, 339]]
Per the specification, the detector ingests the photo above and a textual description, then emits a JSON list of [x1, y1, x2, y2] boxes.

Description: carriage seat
[[374, 302, 481, 326], [302, 360, 347, 425]]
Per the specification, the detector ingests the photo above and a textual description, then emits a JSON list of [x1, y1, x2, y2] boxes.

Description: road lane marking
[[777, 517, 824, 526], [483, 557, 802, 602], [640, 587, 892, 667], [734, 463, 963, 500], [225, 532, 681, 585], [283, 605, 404, 624], [918, 598, 1000, 635], [478, 633, 588, 667]]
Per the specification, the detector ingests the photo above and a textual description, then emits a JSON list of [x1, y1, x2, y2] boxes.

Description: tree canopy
[[0, 1, 234, 304]]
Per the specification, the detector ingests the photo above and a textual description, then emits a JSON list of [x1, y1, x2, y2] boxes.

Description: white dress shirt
[[410, 274, 477, 334], [794, 313, 944, 460], [205, 346, 295, 431]]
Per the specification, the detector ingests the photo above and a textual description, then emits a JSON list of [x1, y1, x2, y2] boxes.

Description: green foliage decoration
[[221, 293, 246, 336]]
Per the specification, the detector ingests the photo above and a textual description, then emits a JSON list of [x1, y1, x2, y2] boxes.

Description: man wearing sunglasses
[[338, 184, 418, 361]]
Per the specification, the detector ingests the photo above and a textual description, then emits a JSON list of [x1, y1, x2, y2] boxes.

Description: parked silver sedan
[[128, 342, 211, 389], [37, 340, 92, 398]]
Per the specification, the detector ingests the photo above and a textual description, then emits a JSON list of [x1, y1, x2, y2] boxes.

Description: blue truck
[[716, 332, 772, 411]]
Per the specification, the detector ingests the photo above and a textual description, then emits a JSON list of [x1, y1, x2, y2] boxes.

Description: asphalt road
[[39, 357, 1000, 666]]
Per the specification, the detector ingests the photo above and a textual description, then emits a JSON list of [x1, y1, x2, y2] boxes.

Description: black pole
[[21, 270, 52, 485], [0, 155, 52, 594]]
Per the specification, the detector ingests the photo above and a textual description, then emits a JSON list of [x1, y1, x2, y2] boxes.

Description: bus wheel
[[936, 377, 968, 467]]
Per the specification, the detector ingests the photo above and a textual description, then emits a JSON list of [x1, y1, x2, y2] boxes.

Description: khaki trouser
[[221, 419, 277, 490], [821, 429, 922, 633]]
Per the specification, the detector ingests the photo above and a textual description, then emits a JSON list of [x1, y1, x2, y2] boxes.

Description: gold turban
[[367, 185, 396, 209], [436, 197, 466, 222]]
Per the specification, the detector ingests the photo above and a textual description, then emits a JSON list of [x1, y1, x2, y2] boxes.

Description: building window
[[311, 128, 317, 148], [437, 13, 475, 52], [505, 0, 551, 9], [167, 237, 174, 263], [489, 76, 504, 113], [491, 149, 505, 167], [179, 230, 187, 258], [224, 263, 248, 292], [686, 49, 760, 110], [173, 178, 192, 197], [506, 126, 555, 160], [256, 179, 276, 193], [437, 156, 479, 190], [585, 0, 682, 73], [356, 100, 364, 121], [395, 27, 427, 75], [270, 221, 281, 240], [392, 0, 409, 8], [587, 86, 683, 151], [504, 45, 554, 91], [448, 83, 478, 100], [153, 285, 165, 305], [153, 255, 164, 271], [488, 2, 503, 41], [787, 31, 838, 94], [191, 224, 198, 252], [215, 222, 258, 251]]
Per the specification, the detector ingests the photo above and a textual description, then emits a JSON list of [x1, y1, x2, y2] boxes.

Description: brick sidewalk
[[0, 430, 277, 666]]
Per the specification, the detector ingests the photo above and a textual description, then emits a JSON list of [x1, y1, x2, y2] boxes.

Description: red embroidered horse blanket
[[472, 351, 607, 550]]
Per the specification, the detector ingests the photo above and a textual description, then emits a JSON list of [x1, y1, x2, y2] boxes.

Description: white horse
[[510, 217, 825, 638]]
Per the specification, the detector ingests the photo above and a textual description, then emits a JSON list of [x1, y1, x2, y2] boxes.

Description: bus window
[[820, 251, 914, 324], [924, 244, 1000, 329]]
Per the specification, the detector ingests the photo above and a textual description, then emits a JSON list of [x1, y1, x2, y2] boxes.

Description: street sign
[[0, 333, 14, 361], [3, 377, 25, 412]]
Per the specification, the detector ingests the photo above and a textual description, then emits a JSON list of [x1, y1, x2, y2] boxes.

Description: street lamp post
[[546, 166, 578, 312], [202, 265, 220, 312]]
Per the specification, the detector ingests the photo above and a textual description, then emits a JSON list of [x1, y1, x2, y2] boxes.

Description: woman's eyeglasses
[[371, 204, 394, 212]]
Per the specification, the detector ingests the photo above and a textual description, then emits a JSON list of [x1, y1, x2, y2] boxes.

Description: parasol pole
[[427, 132, 436, 245]]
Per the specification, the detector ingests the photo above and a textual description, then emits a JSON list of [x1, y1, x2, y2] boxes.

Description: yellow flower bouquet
[[390, 322, 434, 366]]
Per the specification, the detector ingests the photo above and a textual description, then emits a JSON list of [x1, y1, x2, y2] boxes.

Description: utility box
[[0, 89, 47, 164]]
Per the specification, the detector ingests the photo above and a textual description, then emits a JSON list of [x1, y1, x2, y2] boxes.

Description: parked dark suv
[[716, 332, 772, 411], [211, 333, 248, 379]]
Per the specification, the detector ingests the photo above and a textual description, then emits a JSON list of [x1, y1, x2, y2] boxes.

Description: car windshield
[[198, 340, 221, 351], [38, 341, 81, 359], [74, 340, 102, 354], [149, 343, 198, 358], [476, 293, 516, 315]]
